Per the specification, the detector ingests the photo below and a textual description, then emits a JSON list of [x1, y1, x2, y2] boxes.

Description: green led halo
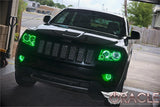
[[19, 55, 25, 62], [98, 49, 122, 61], [111, 51, 121, 61], [102, 50, 110, 59], [30, 35, 36, 46], [98, 50, 105, 61], [23, 33, 30, 42], [22, 33, 36, 47], [102, 74, 112, 82]]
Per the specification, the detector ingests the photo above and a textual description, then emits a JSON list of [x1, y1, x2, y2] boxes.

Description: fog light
[[102, 74, 112, 82], [19, 55, 25, 62]]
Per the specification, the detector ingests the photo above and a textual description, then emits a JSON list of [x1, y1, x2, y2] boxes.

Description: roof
[[66, 7, 125, 19]]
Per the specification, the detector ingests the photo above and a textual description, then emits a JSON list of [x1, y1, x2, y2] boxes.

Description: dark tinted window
[[32, 3, 35, 7], [51, 9, 126, 36]]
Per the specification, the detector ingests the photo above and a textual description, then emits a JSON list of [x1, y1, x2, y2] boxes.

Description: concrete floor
[[124, 45, 160, 92], [0, 72, 154, 107]]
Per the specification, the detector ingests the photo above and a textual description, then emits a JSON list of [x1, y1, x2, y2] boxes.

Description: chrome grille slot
[[45, 42, 52, 55], [68, 46, 76, 61], [77, 48, 85, 62], [60, 45, 68, 59], [37, 40, 45, 53], [85, 50, 94, 64], [52, 43, 60, 57]]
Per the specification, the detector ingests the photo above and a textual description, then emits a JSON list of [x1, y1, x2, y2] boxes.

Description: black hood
[[29, 24, 125, 47]]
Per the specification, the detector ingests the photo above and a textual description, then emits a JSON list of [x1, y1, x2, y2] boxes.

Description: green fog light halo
[[19, 55, 25, 62], [22, 33, 36, 47], [102, 74, 112, 82]]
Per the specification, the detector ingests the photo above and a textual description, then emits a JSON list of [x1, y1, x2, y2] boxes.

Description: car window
[[51, 9, 126, 37], [56, 12, 69, 24]]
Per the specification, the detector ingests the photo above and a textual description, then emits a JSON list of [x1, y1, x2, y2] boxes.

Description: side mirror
[[128, 31, 140, 39], [43, 15, 51, 24]]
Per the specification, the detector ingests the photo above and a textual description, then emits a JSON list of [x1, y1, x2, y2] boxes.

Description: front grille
[[37, 40, 95, 65]]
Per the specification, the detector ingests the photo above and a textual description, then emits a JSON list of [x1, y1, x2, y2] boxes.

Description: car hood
[[30, 24, 125, 47]]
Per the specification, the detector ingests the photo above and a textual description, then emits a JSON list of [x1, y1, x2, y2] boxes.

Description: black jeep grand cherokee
[[15, 8, 140, 104]]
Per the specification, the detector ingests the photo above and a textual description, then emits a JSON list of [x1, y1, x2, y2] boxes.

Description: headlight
[[111, 51, 121, 61], [22, 33, 36, 47], [98, 49, 122, 61]]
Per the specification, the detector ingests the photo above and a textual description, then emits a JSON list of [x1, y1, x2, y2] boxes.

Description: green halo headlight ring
[[111, 51, 121, 61], [30, 35, 36, 46], [30, 35, 36, 42], [22, 33, 30, 42], [102, 50, 110, 59], [22, 33, 36, 47], [98, 49, 122, 61], [102, 74, 112, 82]]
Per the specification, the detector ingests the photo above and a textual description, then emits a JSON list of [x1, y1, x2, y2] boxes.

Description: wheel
[[15, 69, 36, 87]]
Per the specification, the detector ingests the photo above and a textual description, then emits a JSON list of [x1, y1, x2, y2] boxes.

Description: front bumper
[[15, 55, 128, 98]]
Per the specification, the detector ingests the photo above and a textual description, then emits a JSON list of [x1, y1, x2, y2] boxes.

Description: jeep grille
[[37, 40, 95, 65]]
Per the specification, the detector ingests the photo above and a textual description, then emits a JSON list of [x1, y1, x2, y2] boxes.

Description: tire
[[15, 69, 36, 87]]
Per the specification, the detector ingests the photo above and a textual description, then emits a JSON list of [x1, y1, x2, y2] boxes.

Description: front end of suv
[[15, 8, 140, 105], [15, 28, 128, 93]]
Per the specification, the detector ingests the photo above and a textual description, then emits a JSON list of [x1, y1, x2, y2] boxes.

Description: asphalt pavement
[[21, 12, 44, 28]]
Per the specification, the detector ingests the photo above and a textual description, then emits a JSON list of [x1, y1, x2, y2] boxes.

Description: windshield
[[50, 9, 126, 37]]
